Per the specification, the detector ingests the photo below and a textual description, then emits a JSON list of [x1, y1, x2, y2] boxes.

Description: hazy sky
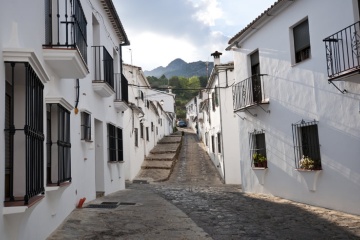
[[115, 0, 276, 71]]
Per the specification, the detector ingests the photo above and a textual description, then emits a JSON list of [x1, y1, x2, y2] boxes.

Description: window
[[215, 87, 219, 107], [107, 124, 123, 162], [211, 135, 215, 153], [140, 122, 144, 138], [212, 92, 216, 111], [292, 120, 321, 170], [156, 126, 158, 135], [146, 127, 149, 141], [250, 50, 262, 103], [81, 112, 91, 141], [217, 132, 222, 154], [151, 122, 154, 132], [293, 19, 311, 63], [205, 132, 209, 146], [249, 130, 267, 168], [134, 128, 138, 147], [4, 62, 45, 205]]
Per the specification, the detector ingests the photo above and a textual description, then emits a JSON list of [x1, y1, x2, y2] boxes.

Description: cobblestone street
[[131, 129, 360, 239], [49, 129, 360, 239]]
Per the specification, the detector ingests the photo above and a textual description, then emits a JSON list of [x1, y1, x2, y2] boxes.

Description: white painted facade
[[0, 1, 174, 239], [185, 55, 241, 184], [122, 64, 175, 181], [228, 0, 360, 215]]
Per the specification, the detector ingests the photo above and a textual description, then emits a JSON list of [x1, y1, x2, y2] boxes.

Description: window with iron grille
[[211, 135, 215, 153], [205, 132, 209, 146], [215, 87, 219, 107], [81, 112, 91, 141], [156, 126, 158, 135], [292, 120, 321, 170], [46, 103, 72, 185], [217, 132, 222, 153], [293, 19, 311, 63], [249, 130, 267, 168], [140, 123, 144, 138], [151, 122, 154, 132], [134, 128, 138, 147], [146, 127, 149, 141], [107, 124, 123, 162]]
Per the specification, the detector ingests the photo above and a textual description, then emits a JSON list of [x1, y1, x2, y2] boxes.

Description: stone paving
[[48, 128, 360, 240]]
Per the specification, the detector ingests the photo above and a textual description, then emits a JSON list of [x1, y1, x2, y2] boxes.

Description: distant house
[[186, 52, 241, 184], [227, 0, 360, 215]]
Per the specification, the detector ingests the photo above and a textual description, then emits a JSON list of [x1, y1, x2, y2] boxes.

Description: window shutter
[[294, 20, 310, 52]]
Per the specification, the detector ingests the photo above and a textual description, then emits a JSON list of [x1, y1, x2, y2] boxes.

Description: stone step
[[136, 169, 172, 182], [158, 136, 182, 144], [145, 153, 176, 161], [150, 143, 180, 154], [141, 160, 173, 169]]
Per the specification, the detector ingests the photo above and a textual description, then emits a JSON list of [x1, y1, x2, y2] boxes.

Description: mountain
[[144, 58, 214, 78]]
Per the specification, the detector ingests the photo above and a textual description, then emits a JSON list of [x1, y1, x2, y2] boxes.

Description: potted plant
[[299, 156, 315, 170], [253, 152, 267, 168]]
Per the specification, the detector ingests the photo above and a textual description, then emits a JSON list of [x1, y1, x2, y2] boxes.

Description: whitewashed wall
[[0, 0, 129, 239], [232, 0, 360, 215]]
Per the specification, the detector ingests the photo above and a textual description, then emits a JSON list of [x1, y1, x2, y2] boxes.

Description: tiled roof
[[228, 0, 285, 45]]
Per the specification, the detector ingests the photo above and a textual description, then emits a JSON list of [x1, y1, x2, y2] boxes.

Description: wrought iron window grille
[[92, 46, 114, 88], [107, 124, 123, 162], [323, 21, 360, 81], [81, 112, 91, 141], [114, 73, 129, 102], [4, 62, 45, 205], [292, 120, 322, 170], [232, 74, 268, 112], [249, 130, 267, 168], [44, 0, 88, 63], [47, 103, 72, 186], [134, 128, 139, 147], [140, 123, 144, 139]]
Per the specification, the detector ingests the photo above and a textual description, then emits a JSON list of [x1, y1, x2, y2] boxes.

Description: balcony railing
[[93, 46, 114, 88], [323, 21, 360, 80], [114, 73, 129, 102], [44, 0, 87, 63], [232, 74, 267, 111]]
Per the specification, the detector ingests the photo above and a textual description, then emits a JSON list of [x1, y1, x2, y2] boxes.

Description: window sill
[[291, 56, 311, 67], [295, 169, 322, 191], [3, 195, 45, 215], [295, 168, 322, 172], [46, 181, 71, 191], [81, 139, 93, 143], [107, 161, 125, 164]]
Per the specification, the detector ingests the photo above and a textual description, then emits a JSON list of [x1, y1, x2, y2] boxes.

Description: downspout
[[218, 70, 227, 183]]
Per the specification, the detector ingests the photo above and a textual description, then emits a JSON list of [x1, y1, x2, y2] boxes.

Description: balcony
[[114, 73, 129, 112], [92, 46, 115, 97], [323, 21, 360, 81], [232, 74, 269, 112], [43, 0, 88, 79]]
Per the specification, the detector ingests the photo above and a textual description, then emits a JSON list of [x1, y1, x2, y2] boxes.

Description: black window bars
[[323, 21, 360, 80], [92, 46, 114, 88], [249, 130, 267, 168], [114, 73, 129, 102], [4, 62, 45, 205], [81, 112, 91, 141], [292, 120, 322, 170], [44, 0, 88, 63], [107, 124, 123, 162], [232, 74, 267, 111]]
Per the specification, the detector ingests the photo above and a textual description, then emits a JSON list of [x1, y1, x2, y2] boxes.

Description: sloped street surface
[[49, 129, 360, 239]]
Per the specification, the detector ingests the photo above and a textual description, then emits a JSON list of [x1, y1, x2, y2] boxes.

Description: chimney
[[211, 51, 222, 66]]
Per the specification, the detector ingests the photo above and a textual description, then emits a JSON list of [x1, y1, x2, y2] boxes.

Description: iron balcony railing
[[323, 21, 360, 80], [114, 73, 129, 102], [44, 0, 88, 63], [232, 74, 267, 111], [92, 46, 114, 89]]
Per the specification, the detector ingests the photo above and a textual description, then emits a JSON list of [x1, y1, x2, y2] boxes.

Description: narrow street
[[49, 129, 360, 240]]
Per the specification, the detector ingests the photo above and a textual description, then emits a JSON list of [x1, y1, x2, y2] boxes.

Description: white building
[[227, 0, 360, 215], [199, 52, 241, 184], [0, 1, 174, 239], [122, 64, 175, 181]]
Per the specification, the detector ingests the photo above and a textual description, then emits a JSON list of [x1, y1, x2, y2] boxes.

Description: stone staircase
[[134, 132, 182, 183]]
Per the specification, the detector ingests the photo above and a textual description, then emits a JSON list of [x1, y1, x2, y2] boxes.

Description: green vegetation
[[147, 75, 208, 119]]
